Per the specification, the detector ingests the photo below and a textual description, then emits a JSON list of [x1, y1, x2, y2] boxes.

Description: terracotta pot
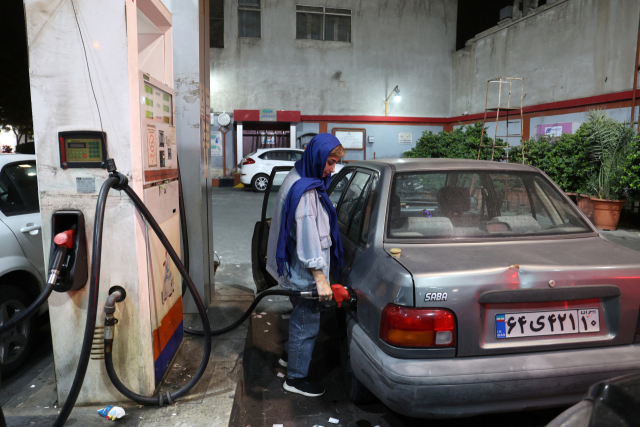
[[590, 197, 625, 230], [577, 195, 594, 221]]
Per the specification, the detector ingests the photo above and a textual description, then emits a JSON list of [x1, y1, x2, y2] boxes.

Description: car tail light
[[242, 157, 255, 165], [380, 305, 455, 348]]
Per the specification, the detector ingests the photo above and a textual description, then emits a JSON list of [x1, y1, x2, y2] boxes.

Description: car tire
[[0, 285, 37, 377], [339, 334, 376, 404], [251, 174, 269, 192]]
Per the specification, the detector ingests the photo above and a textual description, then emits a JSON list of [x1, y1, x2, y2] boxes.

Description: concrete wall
[[451, 0, 640, 116], [326, 123, 443, 159], [210, 0, 457, 116]]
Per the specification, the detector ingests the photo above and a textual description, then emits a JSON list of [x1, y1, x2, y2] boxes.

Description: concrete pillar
[[24, 0, 160, 403], [290, 123, 297, 149], [236, 122, 244, 167], [164, 0, 214, 312]]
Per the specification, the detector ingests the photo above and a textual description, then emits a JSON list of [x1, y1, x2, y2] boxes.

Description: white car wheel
[[252, 174, 269, 192]]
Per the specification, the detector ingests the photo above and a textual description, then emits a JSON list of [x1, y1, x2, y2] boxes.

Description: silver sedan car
[[252, 158, 640, 418]]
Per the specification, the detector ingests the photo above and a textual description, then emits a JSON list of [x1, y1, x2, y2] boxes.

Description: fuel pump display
[[58, 131, 108, 169]]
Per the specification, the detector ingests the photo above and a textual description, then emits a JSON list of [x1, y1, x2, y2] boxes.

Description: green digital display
[[65, 138, 103, 162]]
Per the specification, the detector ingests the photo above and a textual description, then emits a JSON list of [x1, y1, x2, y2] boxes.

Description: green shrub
[[404, 122, 506, 161], [508, 127, 595, 194], [620, 136, 640, 201]]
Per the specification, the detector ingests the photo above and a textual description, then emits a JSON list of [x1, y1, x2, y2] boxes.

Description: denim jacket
[[266, 169, 331, 291]]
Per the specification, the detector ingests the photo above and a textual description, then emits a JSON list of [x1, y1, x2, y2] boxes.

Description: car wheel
[[251, 174, 269, 192], [339, 335, 376, 404], [0, 285, 37, 377]]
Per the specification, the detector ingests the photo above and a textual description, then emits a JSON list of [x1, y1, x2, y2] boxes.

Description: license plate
[[496, 308, 600, 339]]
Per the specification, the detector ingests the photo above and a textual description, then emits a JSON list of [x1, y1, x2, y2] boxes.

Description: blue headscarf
[[276, 133, 344, 281]]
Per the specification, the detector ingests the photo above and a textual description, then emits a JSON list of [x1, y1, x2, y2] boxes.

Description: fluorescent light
[[18, 164, 32, 168], [28, 173, 36, 176]]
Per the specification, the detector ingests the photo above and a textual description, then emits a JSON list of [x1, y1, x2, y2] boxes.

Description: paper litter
[[328, 418, 339, 424], [277, 372, 285, 378]]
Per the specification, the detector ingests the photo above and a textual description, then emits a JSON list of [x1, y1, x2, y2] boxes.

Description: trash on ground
[[267, 322, 272, 325], [268, 299, 273, 301], [260, 312, 267, 315], [328, 418, 339, 424], [273, 425, 284, 427], [30, 385, 35, 388], [255, 315, 262, 318], [97, 405, 126, 420], [277, 372, 285, 378], [264, 330, 268, 332]]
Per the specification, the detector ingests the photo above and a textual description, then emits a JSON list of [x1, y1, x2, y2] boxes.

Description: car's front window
[[0, 162, 39, 216], [387, 170, 592, 240]]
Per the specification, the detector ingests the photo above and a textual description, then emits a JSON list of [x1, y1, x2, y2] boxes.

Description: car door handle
[[20, 224, 41, 233]]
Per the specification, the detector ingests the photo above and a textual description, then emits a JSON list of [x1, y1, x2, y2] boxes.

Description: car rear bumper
[[349, 322, 640, 418], [240, 174, 251, 185]]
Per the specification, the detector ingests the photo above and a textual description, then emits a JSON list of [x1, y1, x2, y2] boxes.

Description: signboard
[[333, 128, 365, 150], [535, 122, 573, 137], [399, 132, 413, 144], [259, 109, 277, 121], [263, 133, 275, 145], [211, 131, 222, 157]]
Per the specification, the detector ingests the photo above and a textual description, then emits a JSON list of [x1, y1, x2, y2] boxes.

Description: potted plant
[[584, 111, 634, 230]]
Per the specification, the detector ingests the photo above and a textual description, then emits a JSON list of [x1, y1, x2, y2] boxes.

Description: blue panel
[[154, 321, 184, 384]]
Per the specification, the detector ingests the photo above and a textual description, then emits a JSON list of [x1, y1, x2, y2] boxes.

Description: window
[[289, 151, 303, 161], [238, 0, 260, 38], [296, 6, 351, 42], [0, 162, 39, 216], [330, 170, 353, 208], [360, 175, 379, 244], [338, 172, 370, 232], [387, 170, 591, 240], [210, 0, 224, 48]]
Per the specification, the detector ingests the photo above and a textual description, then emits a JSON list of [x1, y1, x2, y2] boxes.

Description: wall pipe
[[630, 10, 640, 131]]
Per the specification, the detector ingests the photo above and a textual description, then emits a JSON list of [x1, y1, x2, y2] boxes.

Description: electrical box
[[139, 72, 177, 185], [58, 131, 108, 169]]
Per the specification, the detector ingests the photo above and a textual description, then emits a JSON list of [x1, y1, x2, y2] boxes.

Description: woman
[[266, 133, 346, 397]]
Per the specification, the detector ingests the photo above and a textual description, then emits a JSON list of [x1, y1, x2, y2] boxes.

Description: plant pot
[[577, 194, 594, 221], [590, 197, 625, 230], [565, 192, 578, 205]]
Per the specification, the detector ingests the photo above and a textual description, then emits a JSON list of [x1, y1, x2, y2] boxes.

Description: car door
[[251, 165, 293, 292], [330, 169, 378, 286], [0, 161, 45, 282]]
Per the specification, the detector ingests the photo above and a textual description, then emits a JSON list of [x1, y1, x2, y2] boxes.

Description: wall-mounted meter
[[59, 131, 108, 169]]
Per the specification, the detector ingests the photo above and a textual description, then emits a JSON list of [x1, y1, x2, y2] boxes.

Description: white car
[[0, 154, 45, 377], [239, 148, 344, 192]]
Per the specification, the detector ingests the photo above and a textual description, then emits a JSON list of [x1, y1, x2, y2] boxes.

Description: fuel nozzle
[[47, 226, 76, 286], [331, 284, 357, 308]]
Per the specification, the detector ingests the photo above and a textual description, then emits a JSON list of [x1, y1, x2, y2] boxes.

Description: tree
[[0, 0, 34, 149]]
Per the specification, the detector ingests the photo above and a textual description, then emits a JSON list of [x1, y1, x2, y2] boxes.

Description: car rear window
[[0, 161, 39, 216], [387, 170, 592, 240]]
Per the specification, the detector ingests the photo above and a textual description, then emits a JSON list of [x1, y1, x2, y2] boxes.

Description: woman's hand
[[311, 270, 333, 302]]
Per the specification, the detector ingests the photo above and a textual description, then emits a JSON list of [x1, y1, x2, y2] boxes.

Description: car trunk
[[385, 236, 640, 357]]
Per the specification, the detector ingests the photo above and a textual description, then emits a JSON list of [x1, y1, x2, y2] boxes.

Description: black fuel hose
[[0, 282, 53, 335], [100, 182, 212, 406], [53, 176, 120, 427], [0, 244, 68, 334], [183, 288, 317, 336], [177, 157, 189, 297]]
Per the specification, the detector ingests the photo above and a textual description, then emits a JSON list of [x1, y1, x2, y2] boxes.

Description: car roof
[[256, 148, 303, 152], [346, 158, 539, 173], [0, 153, 36, 166]]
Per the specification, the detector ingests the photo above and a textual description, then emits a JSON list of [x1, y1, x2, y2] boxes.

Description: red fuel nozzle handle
[[54, 228, 75, 249], [331, 284, 350, 307]]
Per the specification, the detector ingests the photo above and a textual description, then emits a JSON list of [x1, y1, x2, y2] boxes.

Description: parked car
[[546, 372, 640, 427], [252, 159, 640, 418], [239, 148, 344, 192], [0, 154, 45, 377]]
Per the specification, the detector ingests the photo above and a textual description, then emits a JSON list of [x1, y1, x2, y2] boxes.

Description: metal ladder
[[476, 77, 525, 162]]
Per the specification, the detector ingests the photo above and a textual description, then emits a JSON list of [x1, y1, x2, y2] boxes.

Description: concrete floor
[[2, 186, 639, 426]]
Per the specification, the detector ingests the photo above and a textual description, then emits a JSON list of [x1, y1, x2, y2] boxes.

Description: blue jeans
[[285, 296, 321, 379]]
